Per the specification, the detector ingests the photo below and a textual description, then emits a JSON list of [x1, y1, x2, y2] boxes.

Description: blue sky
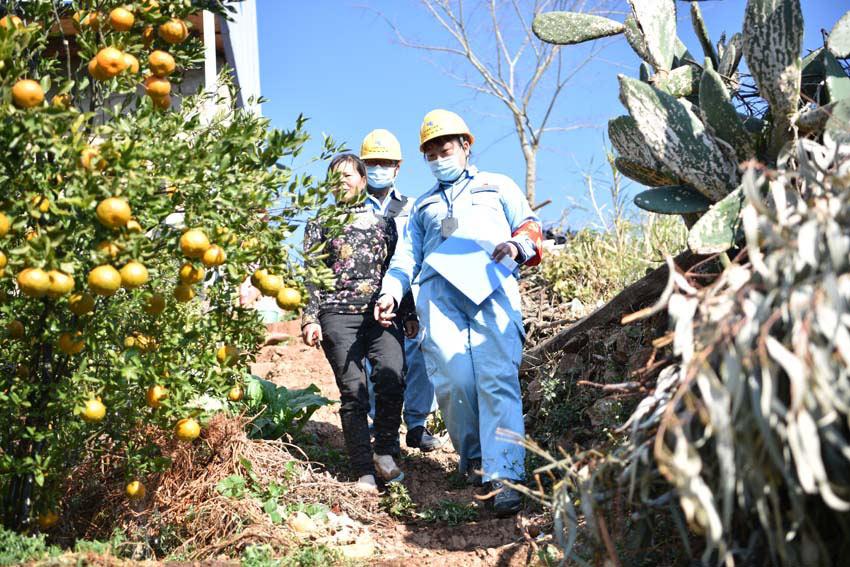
[[256, 0, 846, 229]]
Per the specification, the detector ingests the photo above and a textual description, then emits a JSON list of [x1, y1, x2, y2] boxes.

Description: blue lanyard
[[440, 174, 473, 219]]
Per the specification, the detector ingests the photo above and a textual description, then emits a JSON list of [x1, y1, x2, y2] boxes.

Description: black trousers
[[319, 311, 405, 477]]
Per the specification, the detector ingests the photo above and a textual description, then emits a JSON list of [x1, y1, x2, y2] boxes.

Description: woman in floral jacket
[[301, 153, 410, 493]]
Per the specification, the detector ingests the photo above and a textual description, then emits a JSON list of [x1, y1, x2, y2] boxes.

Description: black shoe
[[465, 458, 483, 487], [490, 480, 522, 517], [405, 426, 446, 452]]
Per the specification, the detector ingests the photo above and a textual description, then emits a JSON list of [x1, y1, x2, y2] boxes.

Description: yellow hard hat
[[419, 109, 475, 151], [360, 129, 402, 162]]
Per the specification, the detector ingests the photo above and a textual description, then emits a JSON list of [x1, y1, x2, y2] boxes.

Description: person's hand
[[492, 241, 519, 263], [404, 319, 419, 339], [374, 294, 397, 328], [302, 323, 322, 348]]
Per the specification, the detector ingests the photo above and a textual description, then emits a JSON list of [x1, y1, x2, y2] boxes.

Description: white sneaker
[[354, 474, 379, 494], [373, 454, 404, 483]]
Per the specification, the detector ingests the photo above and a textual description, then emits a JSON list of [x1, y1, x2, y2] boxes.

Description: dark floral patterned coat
[[302, 206, 415, 327]]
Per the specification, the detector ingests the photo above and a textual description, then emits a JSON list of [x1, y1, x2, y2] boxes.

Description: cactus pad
[[828, 10, 850, 58], [700, 67, 756, 162], [687, 186, 745, 254], [822, 49, 850, 103], [532, 12, 625, 45], [653, 64, 700, 97], [627, 0, 677, 71], [614, 158, 681, 187], [634, 185, 712, 214], [618, 75, 738, 201]]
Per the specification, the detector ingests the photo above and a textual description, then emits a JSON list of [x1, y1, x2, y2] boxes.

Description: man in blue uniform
[[360, 129, 445, 453], [374, 110, 543, 516]]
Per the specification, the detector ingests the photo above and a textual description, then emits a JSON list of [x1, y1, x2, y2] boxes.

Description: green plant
[[418, 500, 478, 525], [216, 457, 299, 524], [0, 0, 346, 531], [534, 1, 850, 253], [0, 526, 60, 565], [380, 482, 415, 519], [243, 377, 333, 439]]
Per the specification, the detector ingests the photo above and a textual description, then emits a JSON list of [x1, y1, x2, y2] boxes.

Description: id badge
[[441, 217, 459, 238]]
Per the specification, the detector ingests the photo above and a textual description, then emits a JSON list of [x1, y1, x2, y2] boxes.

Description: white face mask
[[428, 154, 465, 183], [366, 165, 396, 189]]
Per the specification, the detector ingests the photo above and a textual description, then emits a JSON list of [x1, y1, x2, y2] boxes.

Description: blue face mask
[[428, 154, 465, 183], [366, 165, 396, 189]]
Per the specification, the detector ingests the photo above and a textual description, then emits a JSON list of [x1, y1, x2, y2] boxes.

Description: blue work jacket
[[381, 165, 539, 304]]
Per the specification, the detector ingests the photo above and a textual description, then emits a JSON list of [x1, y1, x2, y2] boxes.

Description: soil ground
[[253, 326, 549, 566]]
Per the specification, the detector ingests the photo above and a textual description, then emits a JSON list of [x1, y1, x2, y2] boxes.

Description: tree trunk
[[523, 143, 537, 207]]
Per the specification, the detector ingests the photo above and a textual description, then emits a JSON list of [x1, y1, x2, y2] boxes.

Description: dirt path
[[253, 329, 545, 566]]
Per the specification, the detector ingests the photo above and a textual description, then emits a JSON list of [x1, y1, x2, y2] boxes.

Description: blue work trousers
[[417, 275, 526, 482]]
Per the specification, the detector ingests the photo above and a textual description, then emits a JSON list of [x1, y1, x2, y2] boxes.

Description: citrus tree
[[0, 0, 339, 531]]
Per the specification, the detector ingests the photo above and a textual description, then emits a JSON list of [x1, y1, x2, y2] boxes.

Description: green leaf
[[627, 0, 677, 71], [532, 12, 624, 45], [828, 10, 850, 58], [216, 475, 247, 498], [633, 185, 712, 214], [687, 186, 745, 254], [618, 75, 738, 200]]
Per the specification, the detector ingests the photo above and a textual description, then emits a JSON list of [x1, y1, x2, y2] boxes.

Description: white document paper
[[423, 225, 517, 305]]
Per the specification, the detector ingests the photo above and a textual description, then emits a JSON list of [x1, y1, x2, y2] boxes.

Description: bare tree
[[383, 0, 616, 207]]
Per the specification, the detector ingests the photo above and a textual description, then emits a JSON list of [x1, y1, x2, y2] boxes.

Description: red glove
[[512, 220, 543, 266]]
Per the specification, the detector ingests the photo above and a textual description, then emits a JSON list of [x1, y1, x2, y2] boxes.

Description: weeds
[[0, 527, 60, 566], [241, 543, 341, 567], [216, 457, 298, 524], [418, 500, 479, 525], [380, 483, 416, 519]]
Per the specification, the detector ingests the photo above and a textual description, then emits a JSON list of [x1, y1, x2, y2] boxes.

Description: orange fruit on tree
[[0, 212, 10, 237], [47, 270, 75, 298], [143, 293, 165, 315], [158, 18, 188, 44], [201, 245, 226, 267], [109, 7, 134, 31], [81, 146, 105, 170], [216, 344, 239, 366], [0, 15, 23, 29], [0, 251, 6, 273], [120, 261, 149, 289], [73, 11, 100, 30], [173, 283, 195, 303], [96, 240, 122, 258], [30, 194, 50, 213], [180, 229, 210, 258], [96, 197, 131, 229], [95, 47, 127, 78], [145, 385, 168, 408], [144, 75, 171, 98], [81, 398, 106, 423], [250, 268, 269, 287], [18, 267, 50, 297], [178, 262, 205, 284], [37, 511, 59, 530], [12, 80, 44, 109], [141, 25, 155, 46], [125, 480, 146, 500], [257, 274, 283, 297], [227, 385, 244, 402], [148, 50, 175, 77], [7, 319, 24, 339], [276, 287, 302, 311], [152, 94, 171, 110], [88, 265, 122, 296], [68, 292, 95, 316], [87, 58, 110, 81], [122, 53, 140, 74], [58, 331, 84, 355], [175, 417, 200, 441]]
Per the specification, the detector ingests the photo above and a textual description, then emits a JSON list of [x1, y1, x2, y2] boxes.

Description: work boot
[[353, 474, 379, 494], [490, 480, 522, 517], [373, 454, 404, 483], [465, 458, 483, 487], [405, 426, 447, 452]]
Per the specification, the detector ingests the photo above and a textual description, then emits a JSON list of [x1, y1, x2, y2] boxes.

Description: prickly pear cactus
[[532, 0, 850, 254]]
